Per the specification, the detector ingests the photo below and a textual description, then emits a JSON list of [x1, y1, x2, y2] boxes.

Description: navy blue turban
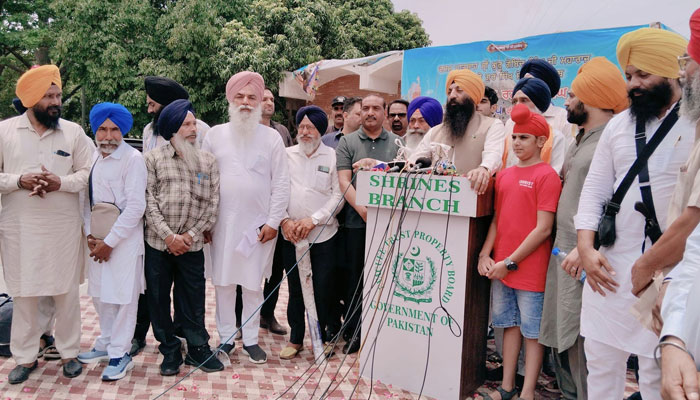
[[519, 59, 560, 99], [296, 105, 328, 134], [12, 98, 26, 115], [512, 77, 551, 114], [159, 99, 194, 141], [144, 76, 189, 106], [407, 96, 443, 128], [89, 102, 133, 136]]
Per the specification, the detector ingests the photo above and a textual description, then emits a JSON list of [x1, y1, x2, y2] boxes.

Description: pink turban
[[225, 71, 265, 103]]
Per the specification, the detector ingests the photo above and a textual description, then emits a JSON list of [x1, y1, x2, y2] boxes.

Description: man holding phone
[[203, 71, 289, 364]]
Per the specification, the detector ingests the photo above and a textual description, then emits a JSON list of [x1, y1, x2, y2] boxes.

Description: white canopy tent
[[279, 50, 404, 101]]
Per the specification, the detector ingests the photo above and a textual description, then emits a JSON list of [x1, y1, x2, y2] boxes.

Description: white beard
[[298, 133, 321, 156], [228, 104, 263, 144], [96, 139, 120, 155], [171, 134, 201, 172], [403, 129, 426, 150], [681, 68, 700, 123]]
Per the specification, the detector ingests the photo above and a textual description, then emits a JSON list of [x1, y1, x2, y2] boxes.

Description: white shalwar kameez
[[202, 123, 289, 346], [82, 141, 147, 358], [574, 106, 694, 399]]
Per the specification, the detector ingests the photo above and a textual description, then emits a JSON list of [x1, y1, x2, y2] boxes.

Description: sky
[[391, 0, 697, 47]]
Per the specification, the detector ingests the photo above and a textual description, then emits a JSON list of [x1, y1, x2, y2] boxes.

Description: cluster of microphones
[[382, 157, 433, 173]]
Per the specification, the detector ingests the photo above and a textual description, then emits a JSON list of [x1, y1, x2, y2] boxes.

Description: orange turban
[[446, 69, 484, 104], [616, 28, 688, 79], [15, 65, 62, 108], [571, 57, 629, 114], [225, 71, 265, 104]]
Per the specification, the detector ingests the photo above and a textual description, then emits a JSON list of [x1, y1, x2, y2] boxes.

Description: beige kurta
[[410, 113, 504, 174], [0, 114, 93, 297], [539, 124, 605, 352]]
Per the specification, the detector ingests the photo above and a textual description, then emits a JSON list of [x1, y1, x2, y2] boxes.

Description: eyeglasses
[[388, 113, 407, 119], [332, 105, 344, 111], [678, 55, 693, 71]]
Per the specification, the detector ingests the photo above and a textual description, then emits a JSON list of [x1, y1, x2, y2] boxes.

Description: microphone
[[386, 160, 406, 173], [412, 157, 432, 171]]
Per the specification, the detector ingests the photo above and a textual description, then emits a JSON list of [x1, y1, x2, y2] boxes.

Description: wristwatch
[[504, 257, 518, 271]]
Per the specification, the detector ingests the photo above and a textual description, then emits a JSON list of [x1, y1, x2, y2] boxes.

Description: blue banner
[[401, 24, 673, 118]]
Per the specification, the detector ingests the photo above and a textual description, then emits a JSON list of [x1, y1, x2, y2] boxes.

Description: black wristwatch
[[504, 257, 518, 271]]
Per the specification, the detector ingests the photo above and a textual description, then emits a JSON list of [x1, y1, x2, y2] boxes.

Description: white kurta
[[574, 106, 695, 357], [202, 123, 290, 290], [670, 226, 700, 368], [82, 141, 147, 305]]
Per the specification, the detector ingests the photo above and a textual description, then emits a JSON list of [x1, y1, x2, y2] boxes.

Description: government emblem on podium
[[392, 246, 437, 303]]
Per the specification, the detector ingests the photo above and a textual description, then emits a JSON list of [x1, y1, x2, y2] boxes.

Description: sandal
[[478, 385, 519, 400], [38, 334, 61, 360], [279, 344, 303, 360]]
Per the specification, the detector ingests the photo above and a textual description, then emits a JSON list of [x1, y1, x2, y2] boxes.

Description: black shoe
[[160, 351, 183, 376], [8, 361, 38, 384], [185, 345, 224, 372], [260, 316, 287, 335], [217, 343, 235, 356], [62, 359, 83, 378], [129, 339, 146, 357], [627, 392, 642, 400], [242, 344, 267, 364], [325, 328, 339, 342], [342, 336, 360, 354]]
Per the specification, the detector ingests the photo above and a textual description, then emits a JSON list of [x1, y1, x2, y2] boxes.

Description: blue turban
[[159, 99, 194, 141], [296, 105, 328, 134], [519, 59, 560, 99], [407, 96, 443, 127], [12, 98, 26, 115], [89, 102, 133, 136], [512, 77, 551, 114]]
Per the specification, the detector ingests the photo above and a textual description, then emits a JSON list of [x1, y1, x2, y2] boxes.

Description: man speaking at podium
[[410, 69, 505, 194]]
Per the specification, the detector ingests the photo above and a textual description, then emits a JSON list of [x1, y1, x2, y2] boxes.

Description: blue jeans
[[491, 279, 544, 339]]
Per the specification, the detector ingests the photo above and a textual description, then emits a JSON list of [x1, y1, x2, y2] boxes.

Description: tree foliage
[[0, 0, 430, 133]]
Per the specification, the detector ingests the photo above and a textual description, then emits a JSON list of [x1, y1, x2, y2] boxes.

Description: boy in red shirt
[[478, 104, 562, 400]]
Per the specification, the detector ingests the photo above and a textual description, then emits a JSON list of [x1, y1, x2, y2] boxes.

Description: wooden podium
[[355, 170, 493, 399]]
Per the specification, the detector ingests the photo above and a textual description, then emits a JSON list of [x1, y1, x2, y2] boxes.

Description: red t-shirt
[[493, 162, 562, 292]]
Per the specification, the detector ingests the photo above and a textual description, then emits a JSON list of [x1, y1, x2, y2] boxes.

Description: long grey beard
[[403, 129, 426, 149], [171, 134, 202, 172], [228, 104, 263, 144], [681, 68, 700, 123]]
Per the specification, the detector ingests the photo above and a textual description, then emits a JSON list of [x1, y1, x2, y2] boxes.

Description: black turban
[[519, 59, 560, 99], [144, 76, 189, 106], [295, 105, 328, 134], [159, 99, 194, 141], [512, 77, 551, 114]]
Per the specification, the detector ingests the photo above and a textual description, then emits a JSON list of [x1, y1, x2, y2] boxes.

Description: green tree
[[1, 0, 430, 133]]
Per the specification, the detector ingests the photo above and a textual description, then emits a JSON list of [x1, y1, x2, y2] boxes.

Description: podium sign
[[355, 171, 491, 399]]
